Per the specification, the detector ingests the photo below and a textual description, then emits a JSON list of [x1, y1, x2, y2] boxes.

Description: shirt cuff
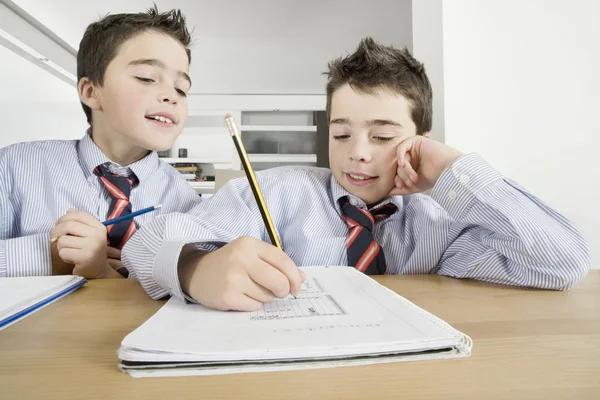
[[153, 241, 225, 302], [431, 153, 503, 220], [0, 240, 6, 277], [1, 233, 52, 277]]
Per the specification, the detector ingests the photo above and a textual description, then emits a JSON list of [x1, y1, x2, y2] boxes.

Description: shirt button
[[349, 198, 359, 206], [459, 174, 470, 185], [448, 190, 457, 200]]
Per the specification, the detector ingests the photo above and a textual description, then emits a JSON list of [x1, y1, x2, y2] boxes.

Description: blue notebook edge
[[0, 277, 87, 329]]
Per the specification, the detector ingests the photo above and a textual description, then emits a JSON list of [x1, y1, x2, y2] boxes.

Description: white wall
[[0, 42, 85, 147], [12, 0, 413, 95], [412, 0, 445, 143], [0, 102, 87, 148], [441, 0, 600, 268]]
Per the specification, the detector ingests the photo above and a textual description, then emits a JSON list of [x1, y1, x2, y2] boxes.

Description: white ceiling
[[6, 0, 412, 95]]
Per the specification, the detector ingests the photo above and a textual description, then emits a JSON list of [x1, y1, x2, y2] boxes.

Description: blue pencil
[[50, 204, 162, 243], [102, 204, 162, 226]]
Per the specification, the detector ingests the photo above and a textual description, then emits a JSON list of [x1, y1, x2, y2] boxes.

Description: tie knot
[[339, 197, 397, 231], [94, 163, 138, 191], [94, 163, 138, 199]]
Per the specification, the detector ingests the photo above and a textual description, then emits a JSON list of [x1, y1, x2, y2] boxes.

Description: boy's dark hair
[[325, 37, 432, 135], [77, 5, 192, 125]]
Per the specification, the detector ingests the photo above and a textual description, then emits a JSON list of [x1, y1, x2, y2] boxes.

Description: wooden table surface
[[1, 272, 599, 400]]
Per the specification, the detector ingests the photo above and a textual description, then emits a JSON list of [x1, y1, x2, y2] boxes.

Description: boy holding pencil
[[0, 6, 201, 279], [123, 38, 589, 310]]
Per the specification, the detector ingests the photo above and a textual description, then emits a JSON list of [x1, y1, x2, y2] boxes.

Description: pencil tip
[[155, 204, 162, 209]]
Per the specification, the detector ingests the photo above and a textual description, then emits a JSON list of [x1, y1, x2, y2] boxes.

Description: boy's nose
[[349, 143, 372, 162]]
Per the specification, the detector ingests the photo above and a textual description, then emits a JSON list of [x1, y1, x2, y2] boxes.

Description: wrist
[[50, 241, 74, 275], [444, 149, 464, 170], [104, 262, 125, 279], [178, 250, 208, 299]]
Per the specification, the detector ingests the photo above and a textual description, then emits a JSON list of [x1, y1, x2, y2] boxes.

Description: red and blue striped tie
[[339, 197, 397, 275], [93, 163, 139, 252]]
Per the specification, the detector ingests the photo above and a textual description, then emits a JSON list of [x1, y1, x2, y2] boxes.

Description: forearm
[[1, 233, 54, 277], [432, 154, 589, 289]]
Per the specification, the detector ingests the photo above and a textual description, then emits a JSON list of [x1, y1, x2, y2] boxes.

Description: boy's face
[[87, 30, 191, 152], [329, 84, 418, 206]]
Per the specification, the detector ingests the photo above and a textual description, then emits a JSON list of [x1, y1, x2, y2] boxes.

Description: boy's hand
[[107, 247, 124, 272], [50, 209, 115, 279], [389, 135, 464, 196], [179, 236, 306, 312]]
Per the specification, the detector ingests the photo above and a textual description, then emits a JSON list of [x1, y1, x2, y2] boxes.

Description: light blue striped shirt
[[122, 154, 590, 300], [0, 133, 203, 277]]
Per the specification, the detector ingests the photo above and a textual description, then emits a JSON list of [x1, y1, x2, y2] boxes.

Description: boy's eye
[[373, 136, 394, 142], [175, 88, 187, 97], [333, 134, 350, 140], [135, 77, 154, 83]]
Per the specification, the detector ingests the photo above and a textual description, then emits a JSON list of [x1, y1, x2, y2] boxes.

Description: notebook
[[0, 275, 86, 331], [118, 266, 472, 377]]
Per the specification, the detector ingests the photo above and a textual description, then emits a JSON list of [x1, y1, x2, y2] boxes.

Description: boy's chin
[[341, 185, 389, 206]]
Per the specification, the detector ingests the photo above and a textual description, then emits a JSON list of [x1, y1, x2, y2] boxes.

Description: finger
[[388, 177, 414, 196], [57, 235, 86, 251], [395, 165, 413, 188], [403, 153, 419, 182], [243, 275, 276, 303], [299, 269, 306, 281], [248, 260, 292, 299], [55, 210, 104, 229], [388, 186, 413, 196], [72, 263, 102, 279], [108, 258, 123, 271], [227, 294, 263, 312], [51, 220, 103, 241], [58, 247, 79, 265], [254, 242, 304, 296], [106, 247, 122, 259], [396, 138, 414, 168]]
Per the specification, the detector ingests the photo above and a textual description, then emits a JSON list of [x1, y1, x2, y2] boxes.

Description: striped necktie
[[93, 163, 139, 253], [338, 197, 398, 275]]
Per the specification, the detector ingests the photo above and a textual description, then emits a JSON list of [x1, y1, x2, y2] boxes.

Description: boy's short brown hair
[[77, 5, 192, 125], [325, 37, 432, 135]]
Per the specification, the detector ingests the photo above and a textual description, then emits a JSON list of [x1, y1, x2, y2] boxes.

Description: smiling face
[[80, 30, 191, 157], [328, 83, 419, 206]]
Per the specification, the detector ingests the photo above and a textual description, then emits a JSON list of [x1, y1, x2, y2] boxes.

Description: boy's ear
[[423, 131, 431, 139], [78, 77, 102, 111]]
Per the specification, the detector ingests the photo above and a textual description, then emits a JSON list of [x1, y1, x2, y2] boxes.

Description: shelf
[[240, 125, 317, 132], [188, 181, 215, 194], [160, 158, 226, 164], [248, 154, 317, 163]]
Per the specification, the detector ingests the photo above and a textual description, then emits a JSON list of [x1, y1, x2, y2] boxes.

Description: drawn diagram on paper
[[250, 278, 347, 320]]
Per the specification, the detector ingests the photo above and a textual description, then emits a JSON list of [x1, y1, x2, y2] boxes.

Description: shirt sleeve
[[123, 177, 266, 300], [428, 153, 589, 289], [0, 152, 53, 277]]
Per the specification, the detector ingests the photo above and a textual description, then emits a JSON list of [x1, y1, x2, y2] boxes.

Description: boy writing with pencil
[[123, 38, 589, 309], [0, 6, 201, 279]]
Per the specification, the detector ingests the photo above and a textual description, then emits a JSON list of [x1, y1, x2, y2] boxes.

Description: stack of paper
[[118, 266, 472, 377], [0, 275, 86, 330]]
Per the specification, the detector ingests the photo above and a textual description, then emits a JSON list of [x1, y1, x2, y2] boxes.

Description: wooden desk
[[1, 272, 599, 400]]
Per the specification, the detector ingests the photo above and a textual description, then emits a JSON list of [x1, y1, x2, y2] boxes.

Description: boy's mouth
[[345, 172, 378, 187], [145, 113, 176, 126]]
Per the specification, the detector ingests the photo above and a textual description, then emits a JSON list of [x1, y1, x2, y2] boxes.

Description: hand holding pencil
[[177, 115, 305, 312], [49, 205, 160, 279]]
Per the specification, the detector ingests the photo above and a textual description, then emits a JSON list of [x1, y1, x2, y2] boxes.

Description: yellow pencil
[[224, 114, 282, 250]]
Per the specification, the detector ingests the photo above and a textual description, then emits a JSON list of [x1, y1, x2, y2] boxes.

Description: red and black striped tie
[[93, 163, 139, 254], [339, 197, 397, 275]]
